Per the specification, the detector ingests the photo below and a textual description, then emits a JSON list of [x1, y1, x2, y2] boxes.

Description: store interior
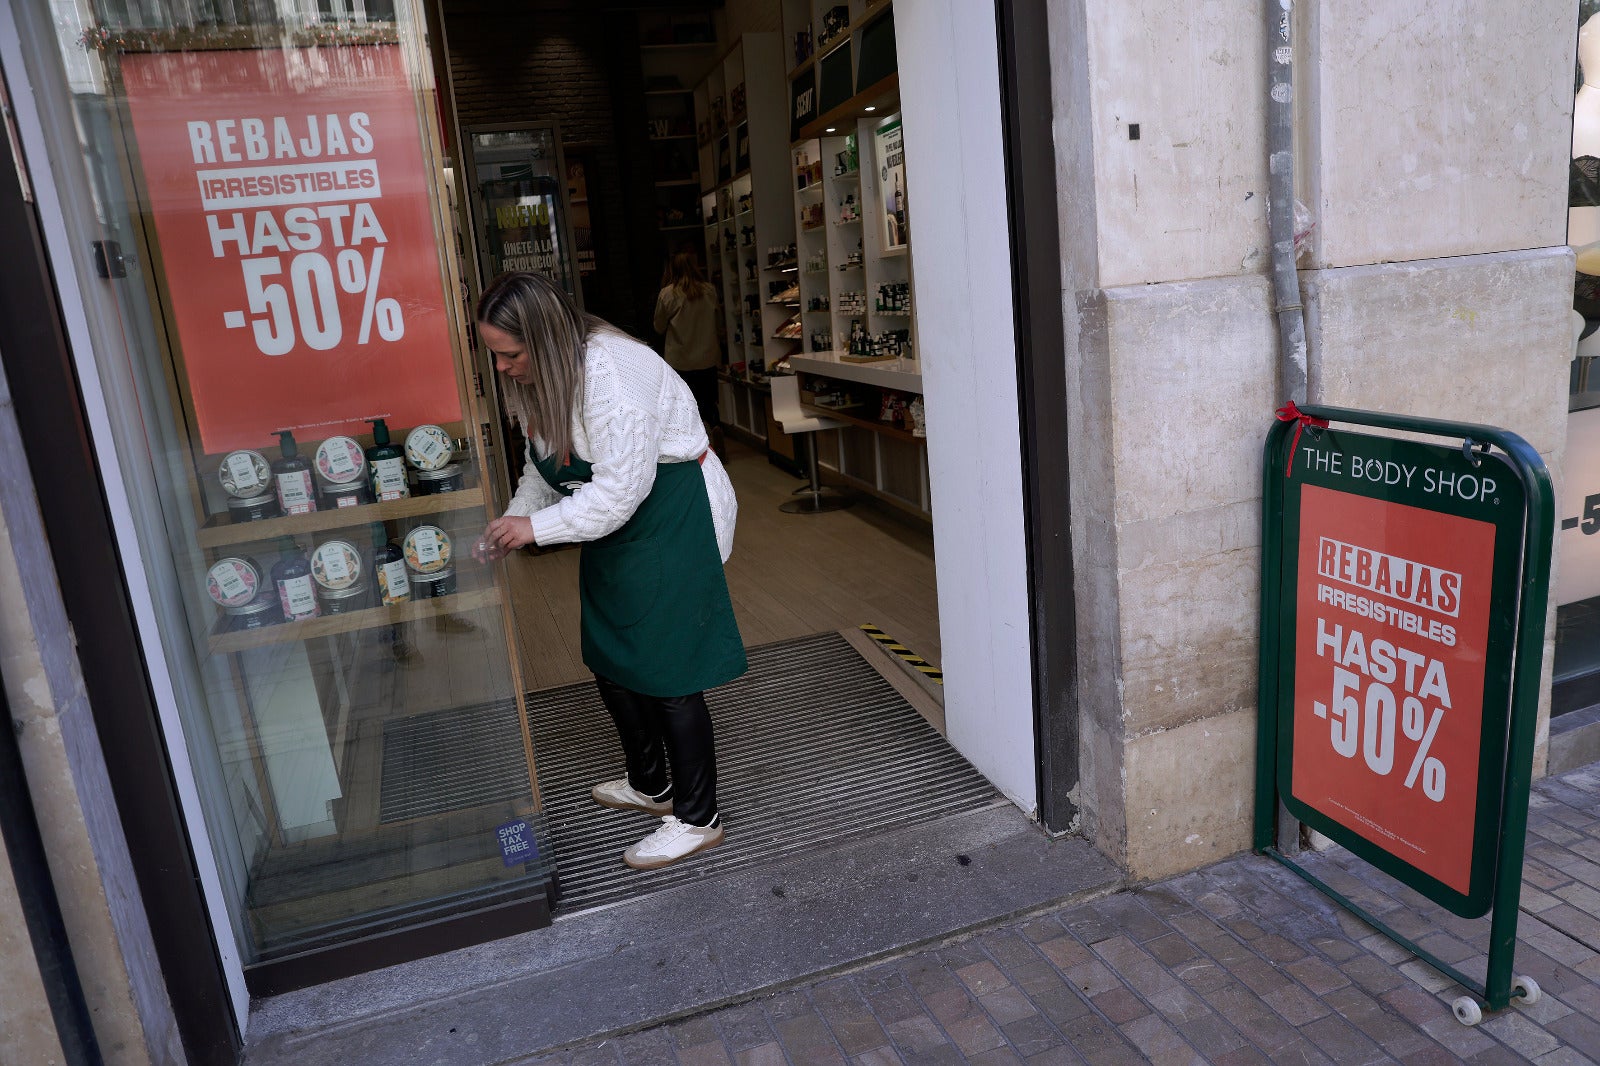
[[465, 0, 958, 912], [488, 0, 938, 690]]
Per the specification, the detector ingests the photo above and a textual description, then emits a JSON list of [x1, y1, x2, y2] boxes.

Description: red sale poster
[[121, 47, 461, 455], [1291, 485, 1497, 894]]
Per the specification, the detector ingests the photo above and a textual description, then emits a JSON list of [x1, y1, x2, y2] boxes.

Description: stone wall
[[1052, 0, 1577, 880]]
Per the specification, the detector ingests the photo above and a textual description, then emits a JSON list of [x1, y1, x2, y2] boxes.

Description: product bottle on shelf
[[271, 538, 320, 621], [373, 527, 412, 607], [366, 418, 411, 502], [272, 430, 318, 515]]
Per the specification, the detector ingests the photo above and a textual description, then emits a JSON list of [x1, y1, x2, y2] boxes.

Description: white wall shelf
[[791, 354, 922, 393], [696, 33, 799, 465]]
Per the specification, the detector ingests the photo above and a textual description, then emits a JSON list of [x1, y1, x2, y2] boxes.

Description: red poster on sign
[[121, 47, 461, 455], [1291, 486, 1496, 894]]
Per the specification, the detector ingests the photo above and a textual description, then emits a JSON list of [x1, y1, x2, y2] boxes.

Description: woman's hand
[[480, 515, 536, 558]]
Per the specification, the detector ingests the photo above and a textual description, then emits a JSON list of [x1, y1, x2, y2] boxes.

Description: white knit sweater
[[502, 330, 737, 562]]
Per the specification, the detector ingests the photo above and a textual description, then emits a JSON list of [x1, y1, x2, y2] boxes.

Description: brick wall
[[444, 2, 661, 335]]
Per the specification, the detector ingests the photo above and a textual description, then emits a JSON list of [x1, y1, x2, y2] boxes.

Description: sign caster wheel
[[1512, 975, 1541, 1006], [1452, 996, 1483, 1026]]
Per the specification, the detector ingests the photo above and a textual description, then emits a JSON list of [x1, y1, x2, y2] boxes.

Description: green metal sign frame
[[1255, 404, 1553, 1018]]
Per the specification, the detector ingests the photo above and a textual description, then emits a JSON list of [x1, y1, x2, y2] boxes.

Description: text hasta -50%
[[224, 247, 404, 355], [1313, 620, 1449, 802]]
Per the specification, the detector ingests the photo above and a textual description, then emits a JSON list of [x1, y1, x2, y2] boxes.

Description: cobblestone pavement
[[517, 763, 1600, 1065]]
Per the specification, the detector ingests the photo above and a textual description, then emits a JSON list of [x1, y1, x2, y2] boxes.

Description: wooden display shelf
[[197, 488, 487, 549], [209, 587, 502, 654], [802, 402, 924, 444], [797, 73, 900, 142]]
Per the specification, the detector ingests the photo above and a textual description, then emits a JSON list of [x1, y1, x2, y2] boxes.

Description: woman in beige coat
[[653, 252, 723, 456]]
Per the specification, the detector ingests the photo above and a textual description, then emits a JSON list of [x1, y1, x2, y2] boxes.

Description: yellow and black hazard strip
[[859, 624, 943, 685]]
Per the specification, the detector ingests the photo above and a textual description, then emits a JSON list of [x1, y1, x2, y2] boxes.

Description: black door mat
[[530, 630, 998, 914]]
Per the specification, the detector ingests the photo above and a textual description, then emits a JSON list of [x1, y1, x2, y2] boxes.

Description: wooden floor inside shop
[[506, 438, 942, 693]]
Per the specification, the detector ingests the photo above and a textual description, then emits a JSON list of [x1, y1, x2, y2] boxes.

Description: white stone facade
[[1050, 0, 1578, 879]]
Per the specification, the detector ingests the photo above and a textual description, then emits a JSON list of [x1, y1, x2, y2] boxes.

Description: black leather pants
[[594, 675, 718, 828]]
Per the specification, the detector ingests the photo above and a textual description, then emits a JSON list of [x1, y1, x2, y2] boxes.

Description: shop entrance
[[7, 0, 1042, 1022], [447, 2, 972, 913]]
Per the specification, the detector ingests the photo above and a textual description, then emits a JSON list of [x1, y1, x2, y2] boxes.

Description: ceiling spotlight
[[864, 106, 876, 112], [825, 127, 837, 133]]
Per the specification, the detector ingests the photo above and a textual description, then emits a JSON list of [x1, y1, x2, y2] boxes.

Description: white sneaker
[[623, 816, 725, 870], [591, 778, 673, 816]]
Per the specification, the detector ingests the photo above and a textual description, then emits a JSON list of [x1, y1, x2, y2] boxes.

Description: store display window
[[1560, 3, 1600, 716], [42, 0, 551, 983]]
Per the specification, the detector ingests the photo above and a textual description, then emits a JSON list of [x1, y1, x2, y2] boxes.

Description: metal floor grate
[[530, 631, 998, 914], [379, 699, 529, 824]]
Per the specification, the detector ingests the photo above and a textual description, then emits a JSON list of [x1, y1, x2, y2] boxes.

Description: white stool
[[771, 375, 852, 514]]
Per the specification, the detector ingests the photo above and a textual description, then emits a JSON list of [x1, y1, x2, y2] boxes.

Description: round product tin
[[318, 581, 370, 615], [321, 481, 372, 510], [413, 463, 466, 496], [219, 450, 272, 498], [223, 593, 283, 630], [409, 566, 457, 598], [314, 436, 367, 486], [207, 557, 262, 609], [311, 540, 364, 591], [404, 424, 455, 471], [403, 525, 452, 575], [226, 492, 281, 523]]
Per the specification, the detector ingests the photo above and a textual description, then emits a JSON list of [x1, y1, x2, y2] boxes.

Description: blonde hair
[[476, 272, 611, 465], [661, 251, 711, 302]]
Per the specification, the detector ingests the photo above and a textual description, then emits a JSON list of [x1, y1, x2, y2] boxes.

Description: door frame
[[0, 25, 241, 1065], [994, 0, 1080, 832]]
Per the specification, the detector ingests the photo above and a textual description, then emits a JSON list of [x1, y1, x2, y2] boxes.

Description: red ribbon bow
[[1276, 401, 1328, 477]]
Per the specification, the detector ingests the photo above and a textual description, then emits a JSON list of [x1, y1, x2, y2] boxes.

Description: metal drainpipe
[[1268, 0, 1307, 404], [1268, 0, 1306, 855], [0, 665, 104, 1066]]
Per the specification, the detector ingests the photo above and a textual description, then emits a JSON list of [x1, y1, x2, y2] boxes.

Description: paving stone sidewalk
[[517, 762, 1600, 1065]]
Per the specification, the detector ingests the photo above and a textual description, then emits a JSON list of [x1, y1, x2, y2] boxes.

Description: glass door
[[462, 123, 582, 303], [40, 0, 552, 990]]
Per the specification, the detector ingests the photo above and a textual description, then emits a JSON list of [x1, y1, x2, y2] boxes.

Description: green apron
[[533, 449, 747, 698]]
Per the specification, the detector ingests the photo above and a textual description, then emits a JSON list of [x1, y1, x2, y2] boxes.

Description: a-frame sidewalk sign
[[1256, 403, 1554, 1025]]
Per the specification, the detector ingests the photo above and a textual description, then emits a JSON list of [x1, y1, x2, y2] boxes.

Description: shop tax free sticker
[[1288, 482, 1498, 898]]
